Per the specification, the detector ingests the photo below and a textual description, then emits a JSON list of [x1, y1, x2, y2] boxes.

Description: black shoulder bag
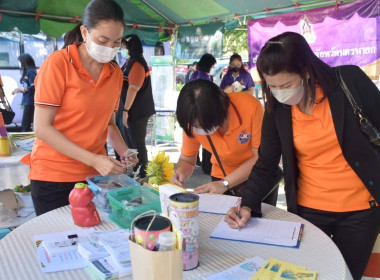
[[0, 86, 15, 125], [336, 67, 380, 146]]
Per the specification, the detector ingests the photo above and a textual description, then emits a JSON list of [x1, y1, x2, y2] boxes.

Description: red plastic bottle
[[69, 183, 100, 227]]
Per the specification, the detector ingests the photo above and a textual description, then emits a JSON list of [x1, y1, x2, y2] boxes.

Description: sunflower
[[146, 151, 174, 186]]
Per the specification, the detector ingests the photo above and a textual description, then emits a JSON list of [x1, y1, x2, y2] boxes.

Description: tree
[[223, 25, 248, 58]]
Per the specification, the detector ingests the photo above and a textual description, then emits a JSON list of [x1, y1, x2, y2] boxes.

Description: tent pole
[[172, 27, 179, 92], [141, 0, 176, 24]]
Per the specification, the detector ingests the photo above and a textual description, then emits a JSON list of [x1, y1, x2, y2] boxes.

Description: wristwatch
[[222, 180, 230, 190]]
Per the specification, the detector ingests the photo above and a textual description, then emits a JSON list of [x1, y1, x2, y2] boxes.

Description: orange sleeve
[[0, 75, 3, 87], [250, 98, 264, 149], [181, 131, 201, 157], [128, 62, 145, 88], [34, 51, 66, 107]]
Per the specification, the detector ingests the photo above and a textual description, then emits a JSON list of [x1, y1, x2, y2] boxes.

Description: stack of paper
[[77, 232, 110, 261], [93, 228, 132, 267], [86, 257, 132, 280], [251, 258, 317, 280]]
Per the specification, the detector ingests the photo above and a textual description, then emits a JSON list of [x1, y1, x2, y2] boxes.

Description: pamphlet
[[33, 229, 94, 272], [208, 256, 266, 280]]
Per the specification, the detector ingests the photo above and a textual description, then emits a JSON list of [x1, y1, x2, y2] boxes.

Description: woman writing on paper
[[170, 79, 281, 205], [23, 0, 137, 216], [225, 32, 380, 280]]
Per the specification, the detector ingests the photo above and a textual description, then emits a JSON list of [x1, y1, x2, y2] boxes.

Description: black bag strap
[[0, 85, 13, 112], [336, 66, 366, 123], [206, 135, 227, 177]]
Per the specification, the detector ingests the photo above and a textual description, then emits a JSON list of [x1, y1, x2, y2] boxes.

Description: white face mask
[[271, 80, 304, 105], [192, 126, 218, 135], [85, 32, 120, 63]]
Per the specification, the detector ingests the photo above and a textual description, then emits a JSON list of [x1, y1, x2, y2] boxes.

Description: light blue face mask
[[120, 49, 129, 58]]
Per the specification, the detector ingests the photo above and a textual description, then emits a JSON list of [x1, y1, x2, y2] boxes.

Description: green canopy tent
[[0, 0, 355, 45]]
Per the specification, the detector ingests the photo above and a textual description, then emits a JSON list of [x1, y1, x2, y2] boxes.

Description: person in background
[[170, 79, 280, 205], [189, 53, 217, 173], [185, 61, 197, 83], [11, 54, 37, 131], [0, 74, 10, 111], [24, 0, 137, 216], [119, 34, 155, 179], [190, 53, 216, 82], [225, 32, 380, 280], [220, 53, 255, 95]]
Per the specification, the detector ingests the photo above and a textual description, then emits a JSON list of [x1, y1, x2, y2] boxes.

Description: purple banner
[[248, 0, 380, 79]]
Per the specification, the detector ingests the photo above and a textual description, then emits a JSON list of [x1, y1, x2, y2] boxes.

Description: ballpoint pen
[[236, 197, 241, 231]]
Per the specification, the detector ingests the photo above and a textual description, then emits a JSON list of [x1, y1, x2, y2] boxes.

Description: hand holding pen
[[224, 198, 252, 229]]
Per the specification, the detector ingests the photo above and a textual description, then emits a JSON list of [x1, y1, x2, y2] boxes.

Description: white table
[[0, 147, 30, 189], [0, 204, 353, 280]]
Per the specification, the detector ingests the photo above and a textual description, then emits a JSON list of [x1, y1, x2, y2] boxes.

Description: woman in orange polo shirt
[[170, 79, 281, 205], [225, 32, 380, 279], [27, 0, 136, 216]]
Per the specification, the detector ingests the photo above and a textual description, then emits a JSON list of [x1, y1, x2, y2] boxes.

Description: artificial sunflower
[[146, 151, 174, 186]]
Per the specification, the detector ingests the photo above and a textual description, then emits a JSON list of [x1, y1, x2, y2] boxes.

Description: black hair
[[176, 79, 230, 137], [197, 53, 216, 73], [18, 53, 36, 83], [228, 53, 247, 73], [64, 0, 124, 47], [122, 34, 143, 57], [257, 31, 335, 112]]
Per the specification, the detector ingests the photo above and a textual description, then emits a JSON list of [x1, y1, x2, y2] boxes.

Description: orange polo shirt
[[181, 92, 264, 179], [29, 44, 123, 182], [293, 86, 374, 212]]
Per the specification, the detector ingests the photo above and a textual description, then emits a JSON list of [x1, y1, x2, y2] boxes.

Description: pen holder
[[168, 193, 199, 271]]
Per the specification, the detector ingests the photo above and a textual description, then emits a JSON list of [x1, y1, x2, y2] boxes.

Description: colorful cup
[[0, 137, 11, 157], [134, 215, 171, 251], [169, 193, 199, 270]]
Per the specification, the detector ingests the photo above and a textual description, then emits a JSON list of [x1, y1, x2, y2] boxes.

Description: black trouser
[[297, 205, 380, 280], [21, 105, 34, 132], [120, 116, 150, 178], [31, 180, 86, 216], [211, 176, 279, 206]]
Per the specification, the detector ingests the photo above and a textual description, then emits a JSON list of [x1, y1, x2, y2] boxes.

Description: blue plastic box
[[86, 174, 140, 214]]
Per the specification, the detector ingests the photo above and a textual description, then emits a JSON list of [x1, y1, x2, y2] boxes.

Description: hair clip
[[267, 41, 283, 44]]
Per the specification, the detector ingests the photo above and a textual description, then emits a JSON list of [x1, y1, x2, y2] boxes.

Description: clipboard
[[210, 217, 304, 248]]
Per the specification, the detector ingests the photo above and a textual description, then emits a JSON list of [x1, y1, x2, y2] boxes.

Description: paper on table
[[198, 193, 240, 214], [158, 184, 185, 216], [211, 217, 303, 248], [33, 229, 94, 272], [208, 256, 266, 280]]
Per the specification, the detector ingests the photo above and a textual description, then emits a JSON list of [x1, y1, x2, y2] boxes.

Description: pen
[[236, 197, 241, 231]]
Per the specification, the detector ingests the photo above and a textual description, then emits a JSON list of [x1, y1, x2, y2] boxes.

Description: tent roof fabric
[[0, 0, 358, 44]]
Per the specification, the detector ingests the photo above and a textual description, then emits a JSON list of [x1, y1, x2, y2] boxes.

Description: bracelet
[[0, 101, 5, 103], [123, 108, 129, 112]]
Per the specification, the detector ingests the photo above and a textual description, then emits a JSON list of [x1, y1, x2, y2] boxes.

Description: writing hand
[[170, 170, 184, 187], [224, 206, 251, 229]]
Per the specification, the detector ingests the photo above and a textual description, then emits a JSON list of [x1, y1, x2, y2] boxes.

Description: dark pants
[[31, 180, 86, 216], [211, 176, 279, 206], [297, 205, 380, 280], [22, 105, 34, 132], [120, 117, 150, 178]]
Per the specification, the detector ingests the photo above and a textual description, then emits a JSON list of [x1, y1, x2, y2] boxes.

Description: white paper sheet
[[210, 217, 303, 248], [208, 256, 266, 280], [198, 194, 240, 214]]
